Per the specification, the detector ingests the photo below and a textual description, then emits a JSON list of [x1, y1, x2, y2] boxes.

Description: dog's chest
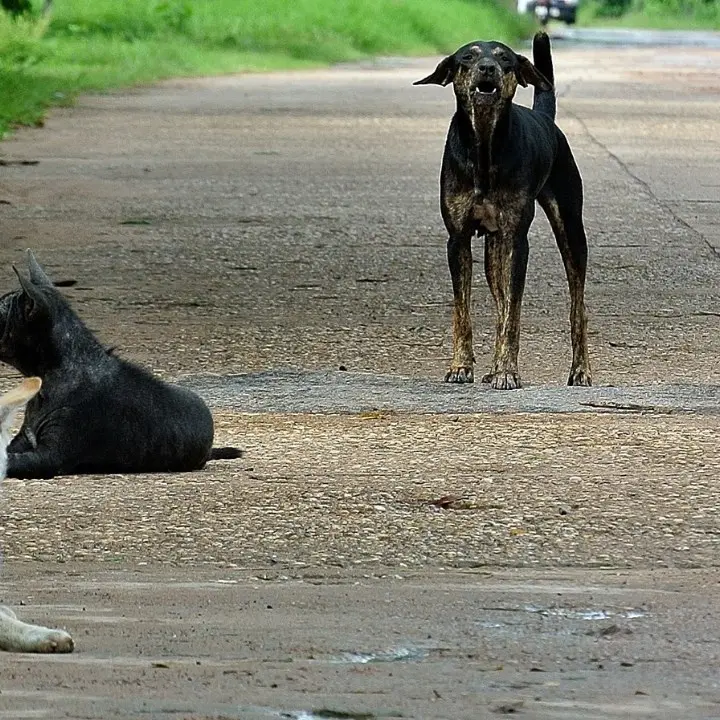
[[444, 188, 519, 234], [472, 198, 500, 232]]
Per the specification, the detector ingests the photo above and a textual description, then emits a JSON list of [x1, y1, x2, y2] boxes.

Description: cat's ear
[[26, 250, 54, 288], [13, 268, 50, 321]]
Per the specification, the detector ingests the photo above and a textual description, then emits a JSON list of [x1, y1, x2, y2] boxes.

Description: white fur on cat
[[0, 377, 74, 653]]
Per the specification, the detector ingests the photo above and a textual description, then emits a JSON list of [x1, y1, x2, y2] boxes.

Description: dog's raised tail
[[210, 446, 242, 461], [532, 32, 556, 120]]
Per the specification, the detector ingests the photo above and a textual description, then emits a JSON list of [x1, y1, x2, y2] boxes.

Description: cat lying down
[[0, 377, 74, 652], [0, 250, 241, 478]]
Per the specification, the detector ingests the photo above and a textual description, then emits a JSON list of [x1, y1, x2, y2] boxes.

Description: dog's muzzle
[[469, 58, 502, 104]]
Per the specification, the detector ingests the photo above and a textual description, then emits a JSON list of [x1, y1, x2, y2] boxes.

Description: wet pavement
[[2, 564, 720, 720]]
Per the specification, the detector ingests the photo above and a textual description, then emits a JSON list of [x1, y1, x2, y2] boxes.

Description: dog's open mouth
[[473, 81, 499, 103]]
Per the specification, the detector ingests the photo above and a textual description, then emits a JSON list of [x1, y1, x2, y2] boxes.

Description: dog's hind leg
[[482, 221, 531, 390], [445, 233, 475, 383], [539, 154, 592, 386]]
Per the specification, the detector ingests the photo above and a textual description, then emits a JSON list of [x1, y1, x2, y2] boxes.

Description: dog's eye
[[460, 52, 476, 64]]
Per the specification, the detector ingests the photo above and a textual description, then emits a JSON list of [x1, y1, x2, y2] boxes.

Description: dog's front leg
[[482, 226, 530, 390], [445, 233, 475, 383]]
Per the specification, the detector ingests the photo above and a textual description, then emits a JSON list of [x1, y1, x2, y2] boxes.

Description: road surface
[[0, 30, 719, 720]]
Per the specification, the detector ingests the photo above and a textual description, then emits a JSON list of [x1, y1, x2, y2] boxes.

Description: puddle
[[524, 606, 610, 621], [523, 606, 647, 621], [281, 713, 375, 720], [246, 708, 376, 720], [476, 605, 648, 631], [328, 647, 427, 664]]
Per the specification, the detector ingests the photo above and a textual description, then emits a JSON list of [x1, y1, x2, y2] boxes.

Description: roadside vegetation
[[0, 0, 532, 137], [580, 0, 719, 29]]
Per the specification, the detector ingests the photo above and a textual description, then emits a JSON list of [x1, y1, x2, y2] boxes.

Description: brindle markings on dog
[[415, 32, 592, 389]]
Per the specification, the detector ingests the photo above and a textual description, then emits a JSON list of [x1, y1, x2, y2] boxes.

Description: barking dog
[[0, 377, 74, 652], [0, 251, 241, 478], [415, 32, 592, 389]]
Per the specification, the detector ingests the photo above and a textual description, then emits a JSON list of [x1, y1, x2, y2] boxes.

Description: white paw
[[0, 608, 74, 653], [23, 626, 75, 654]]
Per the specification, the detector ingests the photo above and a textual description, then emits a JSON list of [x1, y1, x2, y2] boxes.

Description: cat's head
[[0, 250, 78, 376]]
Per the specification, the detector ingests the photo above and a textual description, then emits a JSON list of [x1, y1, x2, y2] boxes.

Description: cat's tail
[[209, 447, 243, 461]]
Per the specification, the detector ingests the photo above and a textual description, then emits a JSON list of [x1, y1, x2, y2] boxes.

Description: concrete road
[[0, 32, 719, 720], [554, 26, 720, 48]]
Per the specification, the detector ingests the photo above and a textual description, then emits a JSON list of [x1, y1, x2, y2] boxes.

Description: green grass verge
[[579, 1, 720, 29], [0, 0, 533, 138]]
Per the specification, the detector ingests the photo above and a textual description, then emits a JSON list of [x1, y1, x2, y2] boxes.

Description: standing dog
[[415, 32, 591, 389], [0, 250, 240, 478], [0, 377, 74, 652]]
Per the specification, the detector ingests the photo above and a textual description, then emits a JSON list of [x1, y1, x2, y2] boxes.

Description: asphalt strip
[[182, 370, 720, 415]]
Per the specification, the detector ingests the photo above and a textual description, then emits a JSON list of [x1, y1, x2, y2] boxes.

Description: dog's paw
[[19, 627, 74, 654], [484, 371, 522, 390], [568, 367, 592, 387], [444, 366, 474, 383], [33, 629, 74, 654], [0, 608, 75, 653]]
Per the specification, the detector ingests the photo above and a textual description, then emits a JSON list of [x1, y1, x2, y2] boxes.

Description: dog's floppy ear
[[13, 266, 50, 320], [413, 55, 456, 87], [0, 377, 41, 435], [515, 54, 553, 91], [0, 377, 41, 411], [26, 249, 54, 288]]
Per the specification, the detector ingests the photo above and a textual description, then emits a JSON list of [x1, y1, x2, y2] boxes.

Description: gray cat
[[0, 251, 240, 479]]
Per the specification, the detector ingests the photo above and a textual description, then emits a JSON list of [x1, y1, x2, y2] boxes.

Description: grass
[[0, 0, 533, 137], [579, 0, 720, 29]]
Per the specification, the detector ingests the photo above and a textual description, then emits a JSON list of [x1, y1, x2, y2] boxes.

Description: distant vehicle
[[518, 0, 578, 25]]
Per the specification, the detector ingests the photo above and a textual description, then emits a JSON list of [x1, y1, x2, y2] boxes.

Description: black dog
[[415, 32, 591, 389], [0, 251, 240, 478]]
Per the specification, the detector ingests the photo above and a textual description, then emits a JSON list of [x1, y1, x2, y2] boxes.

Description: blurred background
[[0, 0, 717, 137]]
